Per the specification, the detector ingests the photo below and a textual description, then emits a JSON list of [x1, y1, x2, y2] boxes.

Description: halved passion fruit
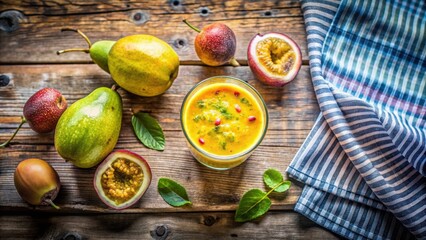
[[247, 32, 302, 87], [94, 150, 152, 210]]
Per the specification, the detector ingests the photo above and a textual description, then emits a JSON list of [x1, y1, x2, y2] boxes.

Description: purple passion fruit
[[1, 88, 67, 148], [14, 158, 61, 209], [248, 32, 302, 87], [24, 88, 68, 133], [183, 20, 239, 67], [94, 150, 152, 210]]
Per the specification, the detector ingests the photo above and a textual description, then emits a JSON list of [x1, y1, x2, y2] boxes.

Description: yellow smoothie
[[181, 76, 268, 169]]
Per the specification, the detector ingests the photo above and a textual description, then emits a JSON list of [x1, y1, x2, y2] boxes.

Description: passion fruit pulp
[[248, 32, 302, 87], [94, 150, 152, 210]]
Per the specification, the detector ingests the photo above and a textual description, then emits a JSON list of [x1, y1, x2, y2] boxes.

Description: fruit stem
[[0, 116, 26, 148], [57, 48, 90, 55], [45, 199, 60, 210], [56, 28, 92, 55], [183, 19, 201, 33], [229, 57, 240, 67], [111, 84, 119, 91]]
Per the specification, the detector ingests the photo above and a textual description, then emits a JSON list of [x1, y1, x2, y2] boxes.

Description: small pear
[[56, 28, 115, 73]]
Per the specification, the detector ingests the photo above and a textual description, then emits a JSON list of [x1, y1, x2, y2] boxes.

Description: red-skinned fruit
[[94, 150, 152, 210], [248, 32, 302, 87], [14, 158, 61, 209], [183, 19, 240, 67], [24, 88, 68, 133], [1, 88, 67, 148]]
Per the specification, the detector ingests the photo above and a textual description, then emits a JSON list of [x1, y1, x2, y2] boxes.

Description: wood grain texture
[[0, 1, 339, 238], [0, 0, 307, 64], [0, 64, 318, 213], [0, 212, 340, 239]]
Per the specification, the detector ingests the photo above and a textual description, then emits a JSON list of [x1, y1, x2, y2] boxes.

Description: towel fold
[[286, 0, 426, 239]]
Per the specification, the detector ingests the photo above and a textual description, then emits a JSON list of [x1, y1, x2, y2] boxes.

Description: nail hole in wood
[[0, 75, 10, 87], [0, 10, 26, 32], [60, 232, 82, 240], [231, 233, 239, 237], [156, 225, 166, 236], [264, 10, 272, 17], [199, 7, 210, 17], [173, 38, 187, 49], [203, 215, 216, 226], [131, 10, 149, 25], [172, 0, 180, 6], [151, 225, 169, 239]]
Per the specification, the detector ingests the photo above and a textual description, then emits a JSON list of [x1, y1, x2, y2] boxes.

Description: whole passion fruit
[[248, 32, 302, 87], [94, 150, 152, 210], [14, 158, 61, 209]]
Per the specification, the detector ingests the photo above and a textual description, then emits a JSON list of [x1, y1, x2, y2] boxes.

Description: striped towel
[[286, 0, 426, 239]]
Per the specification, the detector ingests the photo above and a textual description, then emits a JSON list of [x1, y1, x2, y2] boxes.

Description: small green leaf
[[158, 178, 192, 207], [132, 112, 165, 151], [263, 169, 283, 189], [263, 169, 291, 192], [274, 181, 291, 193], [235, 189, 271, 222]]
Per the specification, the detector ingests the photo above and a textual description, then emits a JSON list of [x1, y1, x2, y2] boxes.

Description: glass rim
[[180, 75, 269, 160]]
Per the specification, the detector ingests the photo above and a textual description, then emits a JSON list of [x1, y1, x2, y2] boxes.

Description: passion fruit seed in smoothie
[[101, 158, 144, 205], [185, 83, 263, 155]]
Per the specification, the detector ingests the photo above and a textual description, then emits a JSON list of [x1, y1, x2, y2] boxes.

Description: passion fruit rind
[[94, 150, 152, 210], [14, 158, 61, 208], [248, 32, 302, 87]]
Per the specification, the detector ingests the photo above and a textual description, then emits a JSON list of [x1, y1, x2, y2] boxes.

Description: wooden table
[[0, 1, 340, 239]]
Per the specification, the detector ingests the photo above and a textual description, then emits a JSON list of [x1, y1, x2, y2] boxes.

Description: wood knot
[[131, 10, 149, 25], [0, 75, 10, 87], [203, 215, 217, 226], [199, 7, 210, 17], [150, 225, 169, 240], [0, 10, 26, 32], [173, 38, 187, 49], [170, 0, 183, 10], [263, 10, 274, 17], [59, 232, 82, 240]]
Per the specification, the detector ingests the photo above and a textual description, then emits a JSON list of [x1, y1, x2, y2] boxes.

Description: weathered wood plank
[[0, 0, 307, 64], [0, 212, 340, 239], [0, 64, 318, 212]]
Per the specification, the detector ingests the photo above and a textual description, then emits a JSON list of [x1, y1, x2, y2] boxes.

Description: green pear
[[54, 86, 122, 168], [89, 40, 115, 73], [56, 28, 114, 73]]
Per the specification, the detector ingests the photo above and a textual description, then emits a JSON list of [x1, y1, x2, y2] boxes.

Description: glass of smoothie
[[180, 76, 268, 170]]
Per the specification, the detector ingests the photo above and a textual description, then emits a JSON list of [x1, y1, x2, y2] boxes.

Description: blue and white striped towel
[[286, 0, 426, 239]]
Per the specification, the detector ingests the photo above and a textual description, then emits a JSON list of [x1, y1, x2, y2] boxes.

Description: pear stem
[[61, 28, 92, 47], [229, 57, 240, 67], [45, 199, 60, 210], [111, 84, 119, 91], [57, 28, 92, 55], [183, 19, 201, 33], [0, 116, 26, 148], [57, 48, 90, 55]]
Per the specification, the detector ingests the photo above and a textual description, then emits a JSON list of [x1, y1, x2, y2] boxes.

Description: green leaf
[[132, 112, 165, 151], [274, 181, 291, 193], [263, 169, 291, 193], [263, 169, 283, 189], [235, 189, 271, 222], [158, 178, 192, 207]]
